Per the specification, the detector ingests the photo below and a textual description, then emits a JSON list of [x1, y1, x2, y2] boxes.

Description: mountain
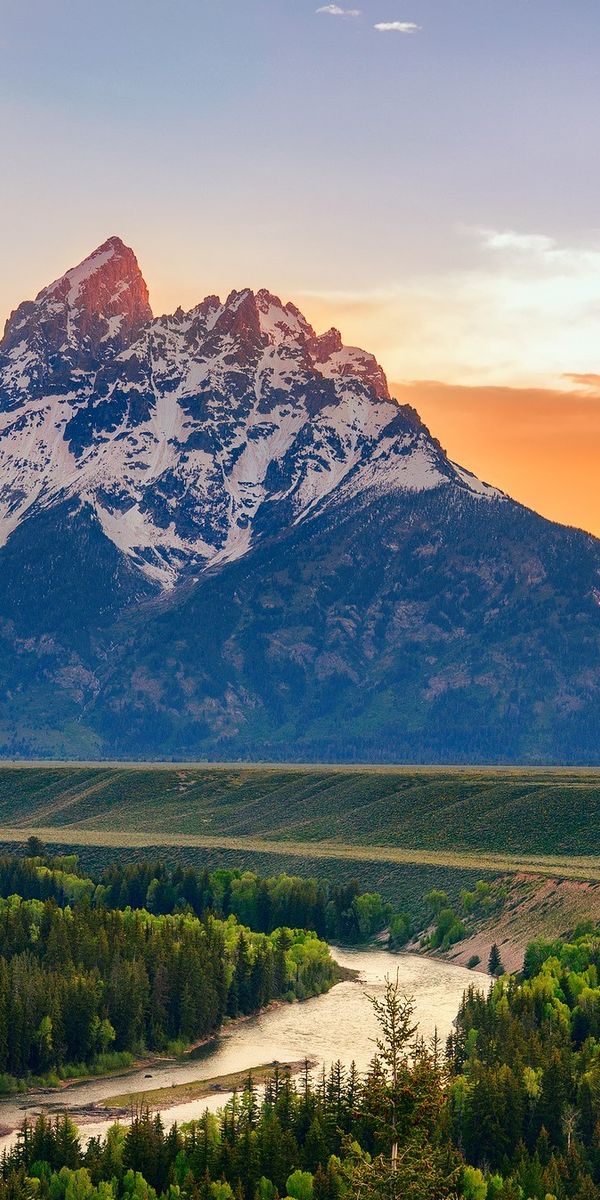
[[0, 236, 495, 588], [1, 237, 599, 763]]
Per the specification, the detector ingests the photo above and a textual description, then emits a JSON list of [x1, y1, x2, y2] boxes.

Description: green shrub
[[430, 908, 466, 951]]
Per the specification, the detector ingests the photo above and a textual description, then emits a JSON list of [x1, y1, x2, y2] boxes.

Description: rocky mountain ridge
[[0, 237, 598, 764], [1, 237, 500, 587]]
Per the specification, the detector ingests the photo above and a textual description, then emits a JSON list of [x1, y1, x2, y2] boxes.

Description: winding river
[[0, 947, 482, 1150]]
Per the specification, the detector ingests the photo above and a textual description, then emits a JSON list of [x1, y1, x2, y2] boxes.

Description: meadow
[[0, 763, 599, 912]]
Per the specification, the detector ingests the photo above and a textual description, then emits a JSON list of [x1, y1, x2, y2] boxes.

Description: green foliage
[[430, 908, 467, 951], [285, 1170, 314, 1200], [1, 849, 521, 993], [0, 852, 398, 948], [388, 912, 412, 949], [462, 1166, 487, 1200], [460, 881, 503, 918], [0, 887, 336, 1088], [425, 889, 449, 917], [353, 893, 392, 941], [447, 925, 600, 1199], [257, 1180, 276, 1200], [487, 943, 504, 976]]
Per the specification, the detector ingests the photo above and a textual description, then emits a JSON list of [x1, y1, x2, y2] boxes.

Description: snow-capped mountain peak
[[0, 238, 503, 587], [39, 235, 135, 306], [0, 237, 152, 407]]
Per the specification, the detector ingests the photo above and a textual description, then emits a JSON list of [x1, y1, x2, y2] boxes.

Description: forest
[[447, 924, 600, 1198], [2, 927, 600, 1198], [0, 845, 394, 944], [0, 856, 337, 1088], [0, 844, 506, 957], [0, 975, 459, 1200], [4, 846, 600, 1196]]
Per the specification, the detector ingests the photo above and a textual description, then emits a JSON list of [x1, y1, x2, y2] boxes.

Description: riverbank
[[425, 873, 600, 974], [0, 1007, 321, 1135], [0, 990, 341, 1105], [0, 947, 477, 1151], [97, 1059, 317, 1117]]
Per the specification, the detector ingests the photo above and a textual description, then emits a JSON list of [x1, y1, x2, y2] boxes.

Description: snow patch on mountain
[[451, 462, 503, 500], [41, 243, 119, 308], [0, 238, 505, 588]]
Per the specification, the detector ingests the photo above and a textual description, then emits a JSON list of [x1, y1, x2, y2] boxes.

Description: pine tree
[[488, 943, 504, 976]]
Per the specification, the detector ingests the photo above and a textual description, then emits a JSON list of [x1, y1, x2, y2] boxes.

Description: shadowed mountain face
[[1, 238, 599, 763]]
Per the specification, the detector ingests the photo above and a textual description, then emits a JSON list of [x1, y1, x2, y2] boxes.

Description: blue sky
[[2, 0, 600, 385]]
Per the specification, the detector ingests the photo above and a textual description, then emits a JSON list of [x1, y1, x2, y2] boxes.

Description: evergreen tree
[[488, 943, 504, 976]]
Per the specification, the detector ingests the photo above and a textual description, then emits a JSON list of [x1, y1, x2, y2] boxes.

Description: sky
[[2, 0, 600, 532]]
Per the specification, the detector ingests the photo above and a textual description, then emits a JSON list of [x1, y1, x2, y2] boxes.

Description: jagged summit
[[0, 239, 599, 763], [1, 237, 152, 405], [0, 237, 501, 585], [37, 235, 151, 319]]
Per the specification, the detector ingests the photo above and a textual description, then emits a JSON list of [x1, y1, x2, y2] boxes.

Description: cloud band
[[374, 21, 421, 32]]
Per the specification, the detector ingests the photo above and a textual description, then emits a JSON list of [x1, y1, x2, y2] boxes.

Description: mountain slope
[[1, 238, 599, 762], [0, 237, 499, 587], [84, 487, 600, 763]]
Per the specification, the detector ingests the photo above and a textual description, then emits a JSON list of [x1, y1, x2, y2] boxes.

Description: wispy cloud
[[298, 228, 600, 389], [316, 5, 360, 16], [564, 374, 600, 396], [479, 230, 556, 255], [374, 21, 421, 33]]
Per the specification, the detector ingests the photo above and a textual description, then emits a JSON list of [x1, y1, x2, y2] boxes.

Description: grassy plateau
[[0, 763, 599, 900]]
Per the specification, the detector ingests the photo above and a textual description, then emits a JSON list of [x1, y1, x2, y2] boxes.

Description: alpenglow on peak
[[0, 237, 501, 587]]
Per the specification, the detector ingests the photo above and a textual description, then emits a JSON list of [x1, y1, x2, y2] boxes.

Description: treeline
[[0, 895, 336, 1087], [0, 851, 94, 906], [448, 924, 600, 1199], [97, 862, 392, 945], [0, 980, 458, 1200], [0, 847, 513, 960], [0, 847, 392, 944], [7, 932, 600, 1199]]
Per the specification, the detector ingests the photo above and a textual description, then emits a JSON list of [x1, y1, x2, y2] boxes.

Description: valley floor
[[2, 762, 600, 972]]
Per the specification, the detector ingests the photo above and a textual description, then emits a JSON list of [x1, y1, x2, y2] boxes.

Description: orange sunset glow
[[392, 380, 600, 538]]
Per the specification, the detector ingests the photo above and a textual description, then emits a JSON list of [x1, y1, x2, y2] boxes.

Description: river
[[0, 946, 482, 1150]]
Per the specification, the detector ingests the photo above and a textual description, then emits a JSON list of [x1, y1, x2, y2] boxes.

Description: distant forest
[[0, 843, 511, 970], [0, 843, 396, 944]]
